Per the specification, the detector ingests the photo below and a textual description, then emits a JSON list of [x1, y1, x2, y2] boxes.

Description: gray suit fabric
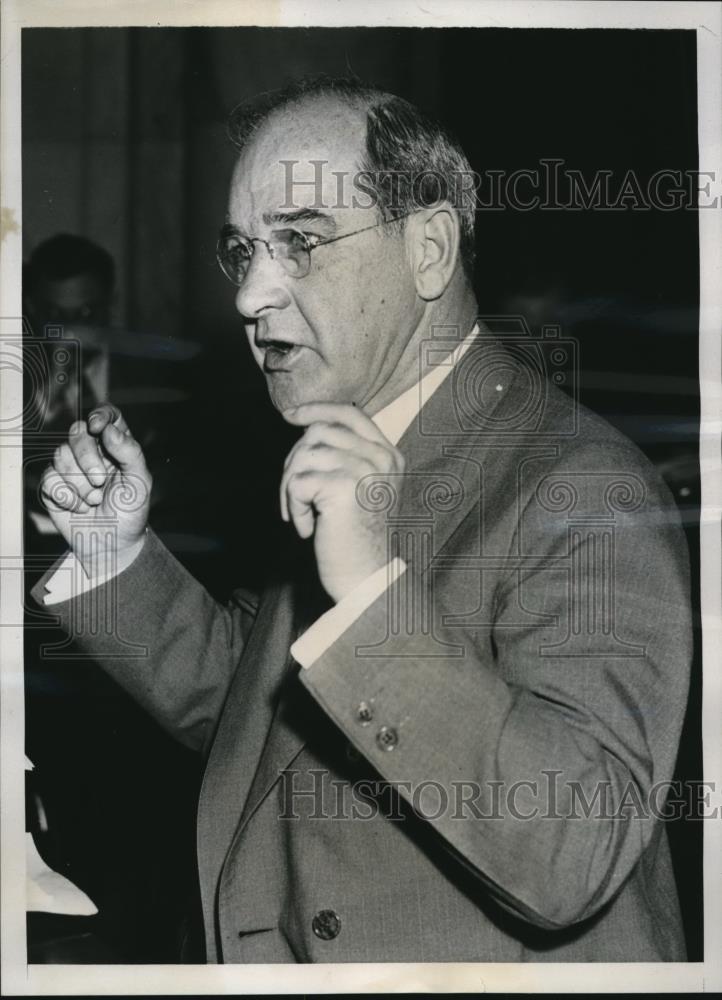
[[33, 334, 692, 962]]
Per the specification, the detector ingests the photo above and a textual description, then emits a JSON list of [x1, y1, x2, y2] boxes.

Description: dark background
[[22, 27, 701, 962]]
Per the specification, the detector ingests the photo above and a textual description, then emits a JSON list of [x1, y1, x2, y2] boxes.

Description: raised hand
[[281, 402, 405, 603], [40, 404, 152, 578]]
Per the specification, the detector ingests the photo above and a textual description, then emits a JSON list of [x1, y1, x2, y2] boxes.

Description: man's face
[[225, 99, 422, 413], [26, 272, 111, 327]]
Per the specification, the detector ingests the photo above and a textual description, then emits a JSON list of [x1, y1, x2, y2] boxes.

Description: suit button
[[356, 701, 373, 725], [312, 909, 341, 940], [376, 725, 398, 751]]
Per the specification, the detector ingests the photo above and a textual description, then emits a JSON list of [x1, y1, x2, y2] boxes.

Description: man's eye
[[300, 232, 324, 249], [226, 238, 252, 260], [277, 229, 322, 251]]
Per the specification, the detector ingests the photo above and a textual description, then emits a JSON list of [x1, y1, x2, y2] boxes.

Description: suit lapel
[[213, 544, 331, 844], [234, 663, 313, 834], [196, 578, 296, 915], [387, 330, 515, 570]]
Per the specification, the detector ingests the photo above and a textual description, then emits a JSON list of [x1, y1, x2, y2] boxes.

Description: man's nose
[[234, 242, 291, 319]]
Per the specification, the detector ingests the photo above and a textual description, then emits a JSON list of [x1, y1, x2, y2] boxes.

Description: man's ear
[[409, 204, 460, 301]]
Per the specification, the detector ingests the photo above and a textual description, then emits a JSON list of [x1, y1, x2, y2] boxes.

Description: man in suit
[[34, 78, 692, 962]]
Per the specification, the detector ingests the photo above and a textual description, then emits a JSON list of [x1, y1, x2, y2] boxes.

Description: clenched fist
[[40, 404, 151, 578], [281, 403, 405, 603]]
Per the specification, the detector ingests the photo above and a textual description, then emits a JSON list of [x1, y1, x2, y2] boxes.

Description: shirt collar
[[371, 323, 479, 446]]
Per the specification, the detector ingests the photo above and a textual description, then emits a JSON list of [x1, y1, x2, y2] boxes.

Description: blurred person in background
[[24, 234, 115, 434]]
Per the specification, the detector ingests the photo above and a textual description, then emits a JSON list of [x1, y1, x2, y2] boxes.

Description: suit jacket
[[33, 333, 692, 963]]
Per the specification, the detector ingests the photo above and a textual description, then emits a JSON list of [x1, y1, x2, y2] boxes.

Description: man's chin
[[266, 374, 342, 414]]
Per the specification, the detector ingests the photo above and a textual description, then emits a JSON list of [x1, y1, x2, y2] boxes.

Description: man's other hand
[[40, 404, 152, 578], [281, 403, 405, 603]]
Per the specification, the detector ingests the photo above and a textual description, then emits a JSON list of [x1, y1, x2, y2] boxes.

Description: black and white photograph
[[1, 0, 720, 994]]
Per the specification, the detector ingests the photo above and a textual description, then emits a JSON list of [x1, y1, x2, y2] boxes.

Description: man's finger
[[281, 445, 342, 521], [286, 421, 392, 471], [40, 468, 90, 514], [87, 403, 129, 437], [68, 420, 109, 488], [52, 442, 101, 502], [285, 471, 319, 539], [280, 443, 374, 523], [99, 422, 147, 474]]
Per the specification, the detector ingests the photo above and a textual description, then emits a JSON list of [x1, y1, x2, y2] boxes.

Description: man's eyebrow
[[262, 208, 337, 232]]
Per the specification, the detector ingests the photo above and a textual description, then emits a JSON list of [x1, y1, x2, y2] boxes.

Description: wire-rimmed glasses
[[216, 214, 411, 286]]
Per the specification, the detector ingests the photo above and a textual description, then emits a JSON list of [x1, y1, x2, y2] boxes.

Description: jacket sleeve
[[30, 528, 257, 756], [297, 456, 692, 931]]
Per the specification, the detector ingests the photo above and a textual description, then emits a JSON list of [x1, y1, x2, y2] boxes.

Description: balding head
[[227, 77, 476, 281]]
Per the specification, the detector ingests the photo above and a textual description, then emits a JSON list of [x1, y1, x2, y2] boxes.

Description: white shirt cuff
[[42, 534, 147, 606], [291, 558, 407, 669]]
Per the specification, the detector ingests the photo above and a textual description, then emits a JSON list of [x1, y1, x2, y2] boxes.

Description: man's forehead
[[228, 100, 368, 224]]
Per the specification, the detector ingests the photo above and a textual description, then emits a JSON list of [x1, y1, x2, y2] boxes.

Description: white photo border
[[1, 0, 720, 994]]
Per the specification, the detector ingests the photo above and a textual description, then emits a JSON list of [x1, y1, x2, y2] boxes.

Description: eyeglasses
[[216, 214, 411, 287]]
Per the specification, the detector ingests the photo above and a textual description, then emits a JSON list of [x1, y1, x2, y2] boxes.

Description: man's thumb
[[88, 403, 127, 435], [101, 422, 145, 471]]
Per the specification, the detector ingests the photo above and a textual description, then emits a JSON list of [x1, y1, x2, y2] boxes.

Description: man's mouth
[[260, 339, 304, 372]]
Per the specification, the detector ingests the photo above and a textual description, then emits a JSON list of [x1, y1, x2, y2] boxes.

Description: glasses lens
[[217, 230, 252, 285], [272, 229, 311, 278]]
